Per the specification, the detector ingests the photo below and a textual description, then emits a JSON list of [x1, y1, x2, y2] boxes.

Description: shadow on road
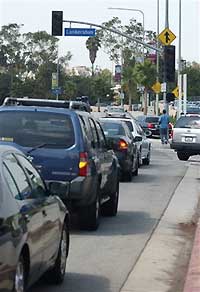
[[70, 211, 157, 237], [29, 272, 112, 292]]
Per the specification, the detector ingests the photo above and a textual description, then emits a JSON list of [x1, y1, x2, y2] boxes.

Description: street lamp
[[108, 7, 145, 62]]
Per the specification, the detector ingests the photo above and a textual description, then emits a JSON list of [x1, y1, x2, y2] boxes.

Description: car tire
[[45, 223, 69, 284], [79, 185, 100, 231], [124, 168, 133, 182], [177, 151, 190, 161], [101, 180, 119, 216], [14, 255, 26, 292], [143, 152, 150, 165]]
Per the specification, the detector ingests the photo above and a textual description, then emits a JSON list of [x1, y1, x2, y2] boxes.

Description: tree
[[86, 35, 101, 75], [182, 62, 200, 98], [133, 59, 156, 114]]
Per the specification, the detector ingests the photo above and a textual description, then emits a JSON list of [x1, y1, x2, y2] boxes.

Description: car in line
[[170, 114, 200, 160], [101, 113, 151, 166], [0, 145, 70, 292], [99, 118, 139, 181], [136, 115, 173, 138], [0, 97, 120, 231]]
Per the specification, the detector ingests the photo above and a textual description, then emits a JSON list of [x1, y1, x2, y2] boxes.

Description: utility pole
[[177, 0, 182, 118], [163, 0, 169, 113], [156, 0, 160, 115]]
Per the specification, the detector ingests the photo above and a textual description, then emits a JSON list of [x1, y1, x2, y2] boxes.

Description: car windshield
[[175, 116, 200, 129], [108, 107, 124, 113], [0, 111, 75, 148], [186, 107, 200, 114], [100, 121, 126, 136]]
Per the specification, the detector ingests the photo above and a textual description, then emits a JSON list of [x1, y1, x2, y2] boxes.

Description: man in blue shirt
[[159, 109, 169, 144]]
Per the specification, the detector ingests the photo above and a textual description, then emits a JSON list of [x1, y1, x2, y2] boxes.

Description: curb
[[183, 218, 200, 292]]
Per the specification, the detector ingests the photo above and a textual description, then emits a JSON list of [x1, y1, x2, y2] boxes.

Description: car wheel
[[124, 167, 133, 182], [79, 185, 100, 231], [14, 255, 25, 292], [143, 152, 150, 165], [101, 180, 119, 216], [45, 223, 69, 284], [177, 151, 190, 161]]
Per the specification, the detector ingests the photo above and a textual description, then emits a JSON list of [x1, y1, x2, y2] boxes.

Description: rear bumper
[[170, 142, 200, 154]]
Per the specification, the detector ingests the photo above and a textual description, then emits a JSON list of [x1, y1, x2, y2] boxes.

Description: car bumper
[[170, 142, 200, 153]]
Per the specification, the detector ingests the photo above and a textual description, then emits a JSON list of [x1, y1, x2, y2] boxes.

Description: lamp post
[[108, 7, 145, 62]]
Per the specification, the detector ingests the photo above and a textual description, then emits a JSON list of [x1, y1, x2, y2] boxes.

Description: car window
[[3, 163, 21, 200], [124, 120, 134, 132], [0, 111, 75, 148], [145, 117, 159, 123], [78, 115, 91, 142], [96, 122, 107, 148], [100, 121, 126, 136], [88, 118, 98, 148], [175, 116, 200, 128], [3, 154, 32, 200], [15, 154, 47, 198]]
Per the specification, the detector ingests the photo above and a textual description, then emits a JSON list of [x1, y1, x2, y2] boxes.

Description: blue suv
[[0, 98, 119, 230]]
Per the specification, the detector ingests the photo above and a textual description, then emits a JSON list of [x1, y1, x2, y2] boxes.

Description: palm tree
[[133, 59, 156, 115], [86, 36, 101, 76]]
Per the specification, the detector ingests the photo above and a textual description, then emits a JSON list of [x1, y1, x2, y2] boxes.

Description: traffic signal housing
[[163, 45, 175, 82], [166, 92, 175, 103], [52, 11, 63, 36]]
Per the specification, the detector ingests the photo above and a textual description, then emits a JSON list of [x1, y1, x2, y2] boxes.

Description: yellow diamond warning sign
[[158, 28, 176, 46], [172, 86, 179, 98], [152, 82, 161, 94]]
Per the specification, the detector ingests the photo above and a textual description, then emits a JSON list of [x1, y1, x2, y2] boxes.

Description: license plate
[[184, 137, 193, 142]]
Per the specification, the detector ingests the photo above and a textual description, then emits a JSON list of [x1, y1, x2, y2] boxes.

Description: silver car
[[170, 115, 200, 160]]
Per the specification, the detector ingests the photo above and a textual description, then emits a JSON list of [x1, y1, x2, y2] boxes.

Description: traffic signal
[[52, 11, 63, 36], [163, 45, 175, 82], [166, 92, 175, 103]]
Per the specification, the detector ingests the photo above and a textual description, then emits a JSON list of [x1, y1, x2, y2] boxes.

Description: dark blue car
[[0, 99, 119, 230]]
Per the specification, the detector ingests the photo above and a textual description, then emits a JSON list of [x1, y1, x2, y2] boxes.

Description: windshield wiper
[[27, 143, 65, 154]]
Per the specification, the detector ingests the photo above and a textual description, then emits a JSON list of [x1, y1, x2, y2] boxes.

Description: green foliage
[[182, 62, 200, 97]]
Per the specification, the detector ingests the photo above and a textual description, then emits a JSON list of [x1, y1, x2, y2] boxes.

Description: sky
[[0, 0, 199, 71]]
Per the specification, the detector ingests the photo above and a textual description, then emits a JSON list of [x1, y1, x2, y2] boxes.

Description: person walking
[[159, 109, 170, 144]]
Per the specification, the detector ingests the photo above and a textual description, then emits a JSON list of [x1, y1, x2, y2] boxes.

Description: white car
[[102, 113, 151, 165]]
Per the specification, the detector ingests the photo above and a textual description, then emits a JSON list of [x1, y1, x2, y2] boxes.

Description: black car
[[0, 145, 70, 292], [99, 118, 139, 181], [136, 115, 160, 136], [0, 97, 119, 231]]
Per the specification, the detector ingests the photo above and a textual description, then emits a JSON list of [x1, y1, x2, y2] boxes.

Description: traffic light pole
[[163, 0, 169, 114]]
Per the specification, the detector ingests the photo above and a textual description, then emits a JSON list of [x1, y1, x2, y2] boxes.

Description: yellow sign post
[[152, 82, 161, 94], [158, 28, 176, 46], [172, 86, 179, 98]]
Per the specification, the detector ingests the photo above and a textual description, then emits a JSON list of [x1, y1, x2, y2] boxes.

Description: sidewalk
[[120, 158, 200, 292]]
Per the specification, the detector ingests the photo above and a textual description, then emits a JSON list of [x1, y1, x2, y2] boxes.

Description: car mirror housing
[[133, 135, 143, 142], [48, 181, 69, 198]]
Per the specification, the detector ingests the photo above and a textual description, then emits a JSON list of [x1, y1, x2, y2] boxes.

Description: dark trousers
[[160, 128, 168, 143]]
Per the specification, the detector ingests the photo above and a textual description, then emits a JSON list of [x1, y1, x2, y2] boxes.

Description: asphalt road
[[30, 140, 188, 292]]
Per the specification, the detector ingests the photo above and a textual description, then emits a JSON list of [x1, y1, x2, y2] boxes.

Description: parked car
[[136, 115, 173, 138], [0, 97, 119, 231], [101, 113, 151, 165], [170, 114, 200, 160], [0, 144, 70, 292], [99, 118, 139, 181]]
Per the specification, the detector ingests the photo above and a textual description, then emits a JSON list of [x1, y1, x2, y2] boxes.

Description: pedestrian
[[159, 109, 170, 144]]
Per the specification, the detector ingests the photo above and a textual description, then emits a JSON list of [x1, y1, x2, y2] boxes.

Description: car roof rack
[[3, 97, 91, 113]]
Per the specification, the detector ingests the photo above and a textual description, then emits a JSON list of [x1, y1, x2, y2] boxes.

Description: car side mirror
[[133, 135, 142, 142], [48, 182, 69, 199]]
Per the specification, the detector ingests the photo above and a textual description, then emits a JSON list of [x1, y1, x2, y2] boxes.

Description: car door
[[96, 121, 116, 196], [2, 153, 44, 283], [135, 122, 150, 158], [15, 154, 60, 271]]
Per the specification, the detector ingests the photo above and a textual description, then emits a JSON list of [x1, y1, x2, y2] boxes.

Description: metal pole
[[177, 0, 182, 119], [163, 0, 169, 113], [156, 0, 160, 115], [183, 74, 187, 115], [56, 57, 59, 100]]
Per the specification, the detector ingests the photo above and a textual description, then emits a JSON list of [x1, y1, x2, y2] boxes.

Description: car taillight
[[147, 123, 154, 128], [118, 139, 128, 150], [79, 152, 89, 176]]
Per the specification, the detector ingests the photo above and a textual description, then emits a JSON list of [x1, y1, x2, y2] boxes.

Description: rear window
[[145, 117, 159, 123], [100, 121, 126, 136], [175, 116, 200, 129], [0, 111, 75, 148]]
